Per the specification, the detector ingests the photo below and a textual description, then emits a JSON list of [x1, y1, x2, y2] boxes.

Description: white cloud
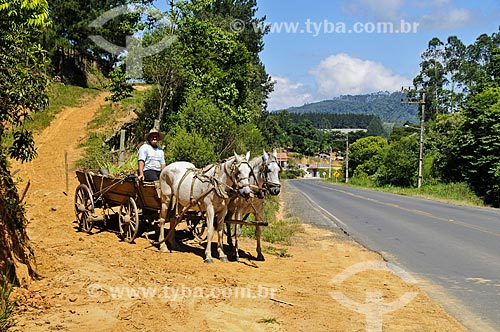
[[342, 0, 404, 21], [266, 76, 313, 111], [342, 0, 484, 30], [420, 8, 473, 29], [309, 54, 412, 98]]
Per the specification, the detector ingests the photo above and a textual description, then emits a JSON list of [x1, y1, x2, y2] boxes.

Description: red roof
[[276, 152, 288, 161]]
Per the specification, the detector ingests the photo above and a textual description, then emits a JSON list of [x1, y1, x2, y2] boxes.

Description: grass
[[238, 194, 304, 258], [327, 177, 485, 207], [28, 84, 100, 134], [257, 317, 280, 324], [262, 245, 292, 258], [378, 182, 485, 207], [78, 88, 148, 171], [0, 274, 15, 332], [2, 84, 101, 148]]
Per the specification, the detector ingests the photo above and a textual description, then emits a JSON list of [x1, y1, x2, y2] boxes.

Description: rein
[[250, 157, 281, 198]]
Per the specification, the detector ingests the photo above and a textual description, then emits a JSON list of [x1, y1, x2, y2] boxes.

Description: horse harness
[[253, 156, 281, 199], [173, 157, 251, 220]]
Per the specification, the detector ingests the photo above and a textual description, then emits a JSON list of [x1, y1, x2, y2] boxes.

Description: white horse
[[158, 152, 252, 263], [226, 150, 281, 261]]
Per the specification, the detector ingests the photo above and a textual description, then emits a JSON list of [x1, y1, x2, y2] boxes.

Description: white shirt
[[138, 142, 165, 172]]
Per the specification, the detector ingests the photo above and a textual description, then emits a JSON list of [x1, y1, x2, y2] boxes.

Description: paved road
[[287, 179, 500, 332]]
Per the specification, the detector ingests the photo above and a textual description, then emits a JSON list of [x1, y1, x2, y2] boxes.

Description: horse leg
[[216, 209, 228, 263], [255, 202, 265, 261], [255, 225, 264, 261], [226, 214, 234, 248], [204, 205, 215, 264], [234, 223, 241, 261], [158, 200, 169, 253]]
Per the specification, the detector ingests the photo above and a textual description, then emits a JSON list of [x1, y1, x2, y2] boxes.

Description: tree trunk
[[0, 152, 37, 286]]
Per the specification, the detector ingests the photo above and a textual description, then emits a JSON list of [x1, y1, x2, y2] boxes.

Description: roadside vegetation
[[337, 177, 484, 207], [0, 271, 15, 332]]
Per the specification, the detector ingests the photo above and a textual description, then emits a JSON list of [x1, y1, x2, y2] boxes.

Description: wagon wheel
[[119, 197, 140, 243], [74, 184, 94, 233]]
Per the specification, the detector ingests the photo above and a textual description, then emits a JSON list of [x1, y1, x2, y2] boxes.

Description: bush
[[280, 167, 305, 179], [164, 128, 217, 167], [0, 274, 15, 332], [375, 135, 419, 187]]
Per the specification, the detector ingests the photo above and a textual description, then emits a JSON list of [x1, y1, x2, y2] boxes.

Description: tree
[[426, 113, 465, 182], [460, 88, 500, 206], [45, 0, 154, 83], [376, 136, 419, 187], [105, 64, 133, 102], [0, 0, 50, 284], [178, 89, 238, 157], [348, 136, 387, 176], [413, 38, 448, 120], [445, 36, 467, 112], [142, 36, 185, 124]]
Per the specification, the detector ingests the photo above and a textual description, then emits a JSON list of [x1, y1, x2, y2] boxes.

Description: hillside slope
[[287, 91, 418, 124]]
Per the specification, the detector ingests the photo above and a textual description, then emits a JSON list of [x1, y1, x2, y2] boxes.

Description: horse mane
[[249, 155, 263, 169]]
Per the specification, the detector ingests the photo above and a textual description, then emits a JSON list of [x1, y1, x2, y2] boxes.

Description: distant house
[[306, 165, 319, 178], [276, 152, 288, 169]]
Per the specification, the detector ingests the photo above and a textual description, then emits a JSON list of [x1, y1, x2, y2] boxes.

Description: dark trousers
[[144, 170, 161, 181]]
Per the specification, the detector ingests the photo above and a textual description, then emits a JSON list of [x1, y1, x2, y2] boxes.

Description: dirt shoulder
[[7, 92, 467, 332]]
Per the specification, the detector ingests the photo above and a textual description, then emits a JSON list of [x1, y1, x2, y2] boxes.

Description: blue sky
[[254, 0, 500, 110]]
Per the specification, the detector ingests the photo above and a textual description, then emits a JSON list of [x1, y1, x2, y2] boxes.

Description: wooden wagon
[[74, 170, 206, 243]]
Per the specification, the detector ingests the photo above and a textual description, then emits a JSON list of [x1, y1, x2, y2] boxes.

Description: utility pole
[[328, 147, 332, 179], [345, 134, 349, 183], [401, 87, 426, 188]]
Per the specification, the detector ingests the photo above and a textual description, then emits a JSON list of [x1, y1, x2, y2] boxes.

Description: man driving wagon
[[137, 128, 166, 182]]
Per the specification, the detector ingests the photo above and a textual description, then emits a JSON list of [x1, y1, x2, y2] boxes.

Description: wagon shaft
[[225, 219, 268, 226]]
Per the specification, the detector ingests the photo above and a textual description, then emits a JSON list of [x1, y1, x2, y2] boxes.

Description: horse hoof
[[220, 257, 229, 263], [205, 258, 214, 264], [159, 245, 169, 253], [256, 253, 265, 261]]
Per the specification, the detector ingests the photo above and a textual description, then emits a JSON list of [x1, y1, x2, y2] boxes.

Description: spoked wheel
[[119, 197, 140, 243], [74, 184, 94, 233]]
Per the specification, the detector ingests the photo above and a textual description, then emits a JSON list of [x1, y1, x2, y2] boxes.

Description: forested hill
[[285, 91, 418, 124]]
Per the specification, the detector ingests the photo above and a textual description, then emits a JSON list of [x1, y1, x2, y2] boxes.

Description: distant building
[[276, 152, 288, 169], [321, 128, 368, 133]]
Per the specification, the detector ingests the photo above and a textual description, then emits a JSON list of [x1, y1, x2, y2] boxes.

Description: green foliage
[[0, 273, 15, 332], [233, 122, 266, 156], [375, 135, 419, 187], [164, 128, 217, 167], [286, 92, 418, 124], [285, 112, 382, 129], [427, 113, 465, 182], [179, 15, 257, 124], [348, 136, 387, 176], [46, 0, 155, 78], [260, 218, 303, 245], [366, 116, 388, 137], [105, 65, 133, 103], [459, 88, 500, 206], [0, 0, 50, 162], [280, 167, 306, 180], [178, 89, 237, 156], [240, 195, 303, 245], [75, 132, 114, 170]]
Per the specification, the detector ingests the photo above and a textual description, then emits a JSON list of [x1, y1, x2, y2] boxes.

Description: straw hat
[[144, 128, 165, 141]]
